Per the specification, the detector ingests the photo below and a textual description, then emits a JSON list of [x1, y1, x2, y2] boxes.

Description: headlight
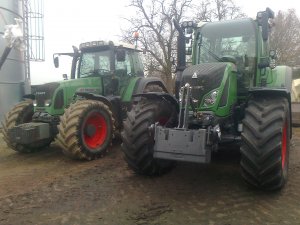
[[179, 89, 183, 102], [45, 99, 52, 107], [33, 99, 51, 107], [203, 90, 218, 107]]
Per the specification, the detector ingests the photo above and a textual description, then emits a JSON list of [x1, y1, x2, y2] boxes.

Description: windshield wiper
[[199, 43, 223, 62]]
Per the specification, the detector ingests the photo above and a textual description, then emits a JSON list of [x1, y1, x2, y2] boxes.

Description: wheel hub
[[83, 112, 108, 150], [85, 124, 97, 137]]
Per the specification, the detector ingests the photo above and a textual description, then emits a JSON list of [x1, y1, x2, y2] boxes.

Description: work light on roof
[[181, 21, 197, 28], [79, 40, 107, 49]]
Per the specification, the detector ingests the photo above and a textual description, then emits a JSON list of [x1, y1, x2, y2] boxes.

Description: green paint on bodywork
[[266, 66, 290, 89], [120, 77, 141, 102], [198, 63, 237, 117], [34, 77, 102, 115], [34, 75, 141, 116]]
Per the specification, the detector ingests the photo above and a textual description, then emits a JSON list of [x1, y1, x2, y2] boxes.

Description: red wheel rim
[[83, 112, 108, 150], [281, 121, 287, 169]]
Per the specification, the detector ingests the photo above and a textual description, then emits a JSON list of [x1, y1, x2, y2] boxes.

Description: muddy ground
[[0, 129, 300, 225]]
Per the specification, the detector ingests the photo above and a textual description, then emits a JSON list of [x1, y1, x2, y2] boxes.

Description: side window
[[98, 55, 110, 71], [132, 52, 144, 76], [115, 52, 132, 76]]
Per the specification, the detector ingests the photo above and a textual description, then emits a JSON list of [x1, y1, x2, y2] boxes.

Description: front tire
[[121, 99, 176, 175], [240, 96, 290, 190], [57, 100, 113, 160], [2, 100, 52, 153]]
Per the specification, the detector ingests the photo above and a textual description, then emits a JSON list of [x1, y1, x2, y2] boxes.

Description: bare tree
[[270, 9, 300, 67], [121, 0, 192, 92], [195, 0, 245, 22]]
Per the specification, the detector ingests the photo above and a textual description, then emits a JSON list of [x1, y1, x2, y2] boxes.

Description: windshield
[[196, 19, 256, 72], [78, 49, 134, 78], [79, 50, 112, 78]]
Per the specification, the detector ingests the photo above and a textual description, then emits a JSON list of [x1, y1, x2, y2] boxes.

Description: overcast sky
[[30, 0, 299, 84]]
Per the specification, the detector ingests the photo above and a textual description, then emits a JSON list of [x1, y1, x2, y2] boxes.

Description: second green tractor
[[2, 41, 168, 160]]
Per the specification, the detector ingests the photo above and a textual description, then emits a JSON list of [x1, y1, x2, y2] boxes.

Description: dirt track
[[0, 129, 300, 225]]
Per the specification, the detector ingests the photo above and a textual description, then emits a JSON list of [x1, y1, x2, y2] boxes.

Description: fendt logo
[[35, 92, 46, 95]]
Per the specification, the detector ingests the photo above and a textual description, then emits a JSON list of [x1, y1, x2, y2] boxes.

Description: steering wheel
[[221, 49, 239, 57], [94, 69, 111, 75]]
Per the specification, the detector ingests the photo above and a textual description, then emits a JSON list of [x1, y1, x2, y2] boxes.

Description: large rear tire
[[240, 96, 290, 190], [121, 99, 176, 175], [57, 100, 113, 160], [1, 100, 52, 153]]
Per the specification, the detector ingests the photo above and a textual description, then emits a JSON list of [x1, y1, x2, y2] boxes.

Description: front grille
[[35, 92, 46, 107], [34, 82, 60, 107]]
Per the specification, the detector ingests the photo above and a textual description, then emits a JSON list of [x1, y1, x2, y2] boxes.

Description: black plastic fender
[[133, 92, 179, 112], [134, 77, 169, 94], [75, 92, 112, 108]]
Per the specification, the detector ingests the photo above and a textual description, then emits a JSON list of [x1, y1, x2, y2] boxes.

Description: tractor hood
[[33, 82, 60, 107], [33, 77, 102, 114], [181, 63, 228, 99]]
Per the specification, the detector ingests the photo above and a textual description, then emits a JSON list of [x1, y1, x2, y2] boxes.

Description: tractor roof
[[198, 18, 256, 38], [79, 40, 139, 51]]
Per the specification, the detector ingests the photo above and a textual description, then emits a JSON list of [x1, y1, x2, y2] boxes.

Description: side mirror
[[269, 50, 277, 59], [62, 74, 68, 80], [269, 50, 277, 69], [257, 8, 274, 41], [54, 56, 59, 68], [116, 49, 126, 62]]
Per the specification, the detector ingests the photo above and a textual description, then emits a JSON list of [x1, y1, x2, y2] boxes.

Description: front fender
[[75, 92, 112, 109], [134, 77, 169, 94], [133, 92, 179, 112], [269, 66, 292, 93]]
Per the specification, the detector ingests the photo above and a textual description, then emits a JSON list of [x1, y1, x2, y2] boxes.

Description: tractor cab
[[53, 41, 144, 96], [77, 41, 144, 95], [194, 19, 257, 95]]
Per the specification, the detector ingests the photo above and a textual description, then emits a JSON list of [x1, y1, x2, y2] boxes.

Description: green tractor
[[121, 8, 292, 190], [2, 40, 168, 160]]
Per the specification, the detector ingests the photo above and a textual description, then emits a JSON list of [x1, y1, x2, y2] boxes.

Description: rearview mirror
[[62, 74, 68, 80], [269, 50, 277, 59], [54, 56, 59, 68]]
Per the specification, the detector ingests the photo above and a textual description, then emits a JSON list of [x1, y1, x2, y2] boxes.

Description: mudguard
[[75, 92, 112, 109], [133, 92, 179, 112], [250, 66, 293, 137], [134, 77, 169, 94], [251, 66, 292, 96]]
